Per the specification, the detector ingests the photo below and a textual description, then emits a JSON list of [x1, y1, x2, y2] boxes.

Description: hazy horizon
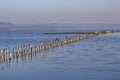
[[0, 24, 120, 32]]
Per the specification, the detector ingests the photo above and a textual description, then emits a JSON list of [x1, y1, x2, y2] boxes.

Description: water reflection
[[0, 31, 113, 70], [0, 45, 60, 70]]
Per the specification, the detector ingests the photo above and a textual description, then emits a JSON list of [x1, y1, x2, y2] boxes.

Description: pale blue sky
[[0, 0, 120, 24]]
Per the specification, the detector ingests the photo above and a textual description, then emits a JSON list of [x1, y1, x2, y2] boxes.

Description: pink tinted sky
[[0, 0, 120, 24]]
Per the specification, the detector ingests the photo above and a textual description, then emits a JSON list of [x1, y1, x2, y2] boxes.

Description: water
[[0, 32, 80, 49], [0, 32, 120, 80]]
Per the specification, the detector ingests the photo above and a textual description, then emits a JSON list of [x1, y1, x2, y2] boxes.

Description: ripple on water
[[0, 32, 120, 80]]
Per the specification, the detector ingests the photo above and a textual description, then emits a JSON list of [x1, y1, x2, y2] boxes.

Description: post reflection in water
[[0, 46, 56, 70], [0, 31, 112, 70], [0, 54, 12, 70]]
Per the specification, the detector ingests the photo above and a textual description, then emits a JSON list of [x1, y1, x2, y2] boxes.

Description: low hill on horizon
[[0, 22, 14, 26], [0, 22, 15, 31]]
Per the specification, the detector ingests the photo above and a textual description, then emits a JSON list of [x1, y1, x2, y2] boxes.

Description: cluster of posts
[[0, 30, 112, 70]]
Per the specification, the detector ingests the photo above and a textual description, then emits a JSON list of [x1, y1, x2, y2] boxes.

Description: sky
[[0, 0, 120, 24]]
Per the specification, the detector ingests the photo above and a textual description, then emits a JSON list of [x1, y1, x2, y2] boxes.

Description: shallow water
[[0, 32, 120, 80]]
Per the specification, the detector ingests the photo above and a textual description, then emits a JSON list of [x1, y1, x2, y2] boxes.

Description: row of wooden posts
[[0, 30, 112, 69]]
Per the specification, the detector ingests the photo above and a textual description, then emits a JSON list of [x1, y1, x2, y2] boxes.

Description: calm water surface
[[0, 32, 120, 80]]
